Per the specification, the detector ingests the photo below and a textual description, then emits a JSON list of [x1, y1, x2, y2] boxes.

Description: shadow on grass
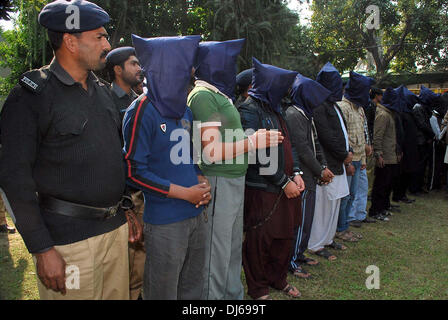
[[0, 233, 29, 300]]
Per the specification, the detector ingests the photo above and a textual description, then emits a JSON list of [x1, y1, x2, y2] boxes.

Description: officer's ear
[[113, 65, 123, 77], [62, 33, 80, 54]]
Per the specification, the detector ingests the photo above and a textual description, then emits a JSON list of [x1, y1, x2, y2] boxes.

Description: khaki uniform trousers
[[34, 222, 129, 300], [128, 191, 146, 300]]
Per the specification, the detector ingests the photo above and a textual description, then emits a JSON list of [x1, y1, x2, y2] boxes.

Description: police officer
[[106, 46, 145, 300], [0, 0, 140, 300], [105, 47, 143, 119]]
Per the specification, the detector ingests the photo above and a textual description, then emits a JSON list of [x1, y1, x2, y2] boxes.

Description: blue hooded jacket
[[381, 87, 400, 112], [195, 39, 245, 101], [316, 62, 343, 102], [132, 34, 201, 119], [248, 57, 298, 113], [419, 85, 440, 107], [291, 74, 332, 119], [344, 71, 375, 107], [395, 85, 419, 113]]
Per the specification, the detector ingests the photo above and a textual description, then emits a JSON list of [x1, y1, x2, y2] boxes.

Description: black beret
[[106, 47, 136, 68], [38, 0, 110, 33], [236, 68, 253, 88]]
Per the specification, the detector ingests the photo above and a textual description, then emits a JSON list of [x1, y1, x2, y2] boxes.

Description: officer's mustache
[[100, 50, 109, 59]]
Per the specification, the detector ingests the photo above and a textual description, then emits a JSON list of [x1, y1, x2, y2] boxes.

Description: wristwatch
[[292, 171, 304, 177], [320, 165, 327, 178]]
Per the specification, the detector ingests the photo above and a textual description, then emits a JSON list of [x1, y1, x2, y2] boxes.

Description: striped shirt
[[337, 97, 367, 165]]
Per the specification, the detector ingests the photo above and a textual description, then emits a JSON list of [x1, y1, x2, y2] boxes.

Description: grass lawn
[[1, 190, 447, 300]]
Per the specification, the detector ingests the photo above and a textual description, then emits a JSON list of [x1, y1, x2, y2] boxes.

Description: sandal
[[292, 266, 312, 279], [335, 231, 359, 242], [300, 256, 319, 266], [326, 241, 347, 251], [312, 248, 337, 261], [347, 230, 363, 239], [281, 284, 301, 298]]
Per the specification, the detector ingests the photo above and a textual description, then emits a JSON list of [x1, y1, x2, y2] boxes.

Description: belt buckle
[[105, 205, 119, 219]]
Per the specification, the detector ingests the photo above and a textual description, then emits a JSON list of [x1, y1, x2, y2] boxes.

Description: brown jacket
[[373, 104, 399, 165]]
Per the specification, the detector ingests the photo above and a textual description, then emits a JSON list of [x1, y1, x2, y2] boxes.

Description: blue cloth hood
[[395, 85, 419, 113], [195, 39, 245, 100], [381, 87, 400, 112], [248, 57, 298, 113], [132, 34, 201, 119], [344, 71, 375, 107], [316, 62, 343, 102], [419, 85, 440, 107], [291, 74, 332, 119]]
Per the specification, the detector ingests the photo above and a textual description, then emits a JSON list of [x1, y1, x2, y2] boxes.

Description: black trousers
[[392, 170, 415, 201], [369, 164, 398, 216], [410, 143, 432, 193]]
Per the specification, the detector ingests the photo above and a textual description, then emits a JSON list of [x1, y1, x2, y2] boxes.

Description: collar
[[195, 80, 233, 105], [111, 82, 127, 98], [111, 82, 138, 100], [49, 58, 99, 87], [377, 103, 393, 114], [342, 96, 360, 110]]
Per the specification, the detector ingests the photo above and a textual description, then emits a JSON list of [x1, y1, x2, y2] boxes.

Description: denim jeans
[[337, 161, 361, 232], [348, 167, 368, 222]]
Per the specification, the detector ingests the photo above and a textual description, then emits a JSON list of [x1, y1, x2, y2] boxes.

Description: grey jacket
[[285, 106, 327, 192]]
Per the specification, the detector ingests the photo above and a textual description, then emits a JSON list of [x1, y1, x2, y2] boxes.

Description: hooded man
[[391, 85, 419, 204], [369, 88, 401, 220], [187, 41, 283, 300], [411, 86, 438, 194], [238, 57, 304, 300], [122, 35, 213, 300], [336, 72, 374, 239], [285, 74, 334, 279], [309, 62, 354, 253]]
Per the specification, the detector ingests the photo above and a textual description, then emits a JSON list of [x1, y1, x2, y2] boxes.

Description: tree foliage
[[310, 0, 448, 82], [1, 0, 316, 96], [0, 0, 14, 20]]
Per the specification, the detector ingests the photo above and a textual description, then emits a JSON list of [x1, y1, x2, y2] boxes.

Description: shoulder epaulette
[[19, 67, 51, 94]]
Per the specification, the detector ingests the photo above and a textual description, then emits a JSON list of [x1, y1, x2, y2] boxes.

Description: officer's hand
[[35, 248, 67, 295], [125, 210, 143, 244]]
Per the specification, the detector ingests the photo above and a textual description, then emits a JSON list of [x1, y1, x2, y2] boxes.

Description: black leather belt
[[38, 195, 134, 221]]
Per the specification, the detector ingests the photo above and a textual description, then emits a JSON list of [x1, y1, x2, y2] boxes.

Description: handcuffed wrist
[[282, 178, 292, 190]]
